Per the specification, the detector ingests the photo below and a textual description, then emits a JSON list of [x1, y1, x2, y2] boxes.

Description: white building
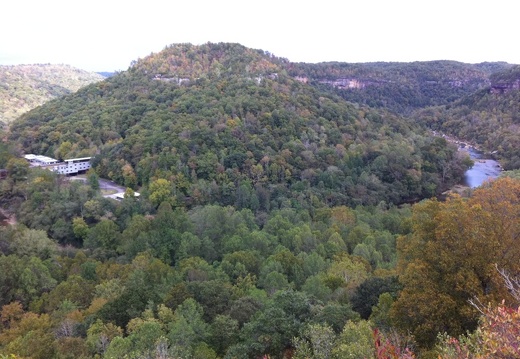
[[24, 154, 59, 166], [52, 157, 92, 175]]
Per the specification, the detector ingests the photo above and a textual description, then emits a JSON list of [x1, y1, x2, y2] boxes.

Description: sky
[[1, 0, 518, 72]]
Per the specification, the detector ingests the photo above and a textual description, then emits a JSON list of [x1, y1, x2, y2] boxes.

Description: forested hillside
[[1, 43, 519, 359], [0, 64, 105, 123], [0, 167, 518, 358], [9, 43, 470, 209], [289, 61, 520, 169], [287, 60, 512, 114], [415, 65, 520, 169]]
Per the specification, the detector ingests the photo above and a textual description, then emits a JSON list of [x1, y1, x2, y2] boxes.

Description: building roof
[[24, 154, 58, 163], [64, 157, 92, 162]]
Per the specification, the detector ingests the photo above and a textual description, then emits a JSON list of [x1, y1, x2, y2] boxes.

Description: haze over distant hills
[[0, 64, 105, 124]]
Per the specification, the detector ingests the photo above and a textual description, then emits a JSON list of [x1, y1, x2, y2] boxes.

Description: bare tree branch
[[495, 263, 520, 303]]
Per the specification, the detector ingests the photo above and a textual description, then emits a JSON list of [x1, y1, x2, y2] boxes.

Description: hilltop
[[0, 64, 105, 124], [9, 43, 470, 208]]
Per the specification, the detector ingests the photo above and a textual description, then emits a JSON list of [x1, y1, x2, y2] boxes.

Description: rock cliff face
[[316, 77, 476, 90], [490, 79, 520, 94], [285, 61, 517, 115], [317, 78, 368, 89], [489, 65, 520, 94]]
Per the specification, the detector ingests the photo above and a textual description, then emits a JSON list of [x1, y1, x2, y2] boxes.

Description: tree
[[8, 228, 57, 259], [469, 177, 520, 273], [187, 280, 234, 322], [351, 276, 400, 319], [72, 217, 89, 242], [41, 275, 94, 313], [0, 312, 56, 359], [55, 141, 72, 160], [0, 255, 57, 307], [370, 293, 395, 331], [99, 253, 174, 328], [373, 329, 416, 359], [84, 219, 120, 251], [292, 323, 336, 359], [81, 199, 102, 222], [301, 275, 332, 302], [480, 306, 520, 357], [86, 169, 100, 190], [392, 178, 520, 349], [260, 271, 291, 295], [436, 267, 520, 358], [240, 290, 311, 357], [228, 296, 263, 328], [6, 158, 29, 183], [147, 202, 190, 265], [55, 337, 89, 359], [104, 318, 165, 359], [121, 163, 137, 189], [208, 314, 239, 356], [86, 319, 123, 356], [326, 253, 370, 296], [392, 198, 484, 348], [149, 178, 173, 207], [119, 214, 152, 259], [168, 298, 209, 359], [332, 320, 374, 359], [313, 303, 360, 334]]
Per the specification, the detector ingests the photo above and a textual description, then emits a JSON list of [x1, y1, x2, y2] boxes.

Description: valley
[[0, 43, 518, 359], [0, 64, 105, 124]]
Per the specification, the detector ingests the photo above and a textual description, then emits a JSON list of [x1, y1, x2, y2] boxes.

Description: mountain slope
[[415, 65, 520, 169], [286, 61, 513, 114], [10, 43, 469, 208], [0, 64, 105, 123]]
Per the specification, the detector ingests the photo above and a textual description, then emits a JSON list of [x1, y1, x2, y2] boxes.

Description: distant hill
[[9, 43, 470, 208], [0, 64, 105, 124], [415, 65, 520, 169], [286, 61, 513, 114]]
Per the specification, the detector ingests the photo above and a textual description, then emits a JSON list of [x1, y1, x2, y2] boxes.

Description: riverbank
[[432, 131, 502, 195], [432, 130, 498, 158]]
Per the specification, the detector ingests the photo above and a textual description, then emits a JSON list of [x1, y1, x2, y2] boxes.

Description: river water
[[463, 148, 501, 188]]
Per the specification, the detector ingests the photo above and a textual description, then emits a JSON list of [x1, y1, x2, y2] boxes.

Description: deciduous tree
[[392, 178, 520, 349]]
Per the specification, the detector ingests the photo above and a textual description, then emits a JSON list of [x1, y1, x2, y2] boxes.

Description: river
[[463, 148, 502, 188]]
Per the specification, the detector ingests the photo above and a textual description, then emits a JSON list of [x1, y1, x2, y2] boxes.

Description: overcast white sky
[[1, 0, 518, 72]]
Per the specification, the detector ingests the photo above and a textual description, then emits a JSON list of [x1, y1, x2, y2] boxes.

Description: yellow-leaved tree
[[391, 177, 520, 349]]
